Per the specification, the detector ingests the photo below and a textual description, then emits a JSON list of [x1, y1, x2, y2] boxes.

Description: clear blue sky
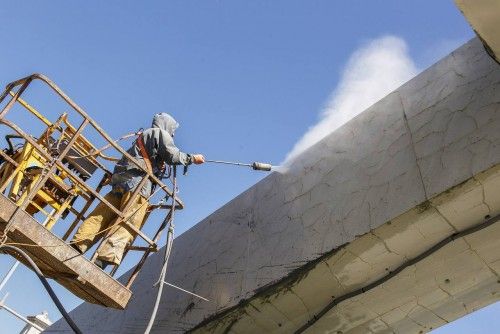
[[0, 1, 498, 333]]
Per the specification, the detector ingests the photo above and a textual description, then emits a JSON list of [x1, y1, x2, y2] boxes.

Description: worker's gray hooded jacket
[[111, 113, 191, 196]]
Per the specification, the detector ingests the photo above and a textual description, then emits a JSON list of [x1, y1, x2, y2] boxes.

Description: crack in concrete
[[398, 92, 429, 201], [474, 176, 493, 213], [462, 238, 500, 279], [370, 231, 406, 260], [433, 205, 459, 233], [416, 301, 449, 324]]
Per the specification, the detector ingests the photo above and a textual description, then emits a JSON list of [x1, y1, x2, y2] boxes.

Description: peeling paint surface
[[47, 38, 500, 334]]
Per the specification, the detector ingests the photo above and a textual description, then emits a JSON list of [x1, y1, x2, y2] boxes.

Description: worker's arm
[[156, 130, 204, 166]]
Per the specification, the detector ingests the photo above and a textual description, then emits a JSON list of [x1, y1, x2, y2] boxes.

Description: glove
[[191, 154, 205, 165]]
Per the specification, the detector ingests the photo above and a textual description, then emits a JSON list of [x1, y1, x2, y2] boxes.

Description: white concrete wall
[[47, 38, 500, 333]]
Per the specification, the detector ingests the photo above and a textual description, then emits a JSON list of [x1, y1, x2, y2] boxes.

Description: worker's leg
[[71, 191, 122, 253], [96, 192, 148, 265]]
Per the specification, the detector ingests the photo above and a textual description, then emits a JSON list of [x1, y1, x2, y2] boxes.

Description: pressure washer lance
[[205, 159, 274, 171]]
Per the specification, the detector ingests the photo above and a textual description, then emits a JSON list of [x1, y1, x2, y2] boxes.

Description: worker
[[71, 113, 204, 269]]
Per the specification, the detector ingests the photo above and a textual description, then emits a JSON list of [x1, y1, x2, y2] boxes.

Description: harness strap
[[137, 133, 153, 174]]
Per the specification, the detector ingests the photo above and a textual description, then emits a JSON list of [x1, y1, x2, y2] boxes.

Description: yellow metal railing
[[0, 74, 182, 288]]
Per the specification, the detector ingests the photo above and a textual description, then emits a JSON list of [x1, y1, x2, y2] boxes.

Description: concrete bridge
[[48, 4, 500, 334]]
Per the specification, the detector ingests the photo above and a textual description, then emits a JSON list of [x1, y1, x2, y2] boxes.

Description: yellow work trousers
[[72, 191, 148, 265]]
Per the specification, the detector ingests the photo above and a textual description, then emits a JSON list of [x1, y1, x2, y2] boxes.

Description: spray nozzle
[[252, 162, 273, 171]]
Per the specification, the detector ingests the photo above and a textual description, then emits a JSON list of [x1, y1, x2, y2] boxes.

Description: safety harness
[[136, 133, 153, 174]]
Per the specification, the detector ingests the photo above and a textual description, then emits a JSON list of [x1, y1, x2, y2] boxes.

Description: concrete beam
[[190, 165, 500, 333], [47, 38, 500, 333], [455, 0, 500, 63]]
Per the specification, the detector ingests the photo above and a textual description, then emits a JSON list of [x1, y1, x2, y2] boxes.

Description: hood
[[152, 113, 179, 136]]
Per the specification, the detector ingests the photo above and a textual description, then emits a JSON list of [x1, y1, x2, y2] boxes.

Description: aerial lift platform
[[0, 74, 183, 309]]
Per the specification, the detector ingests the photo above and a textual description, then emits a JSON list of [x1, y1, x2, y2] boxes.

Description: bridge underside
[[191, 164, 500, 334]]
